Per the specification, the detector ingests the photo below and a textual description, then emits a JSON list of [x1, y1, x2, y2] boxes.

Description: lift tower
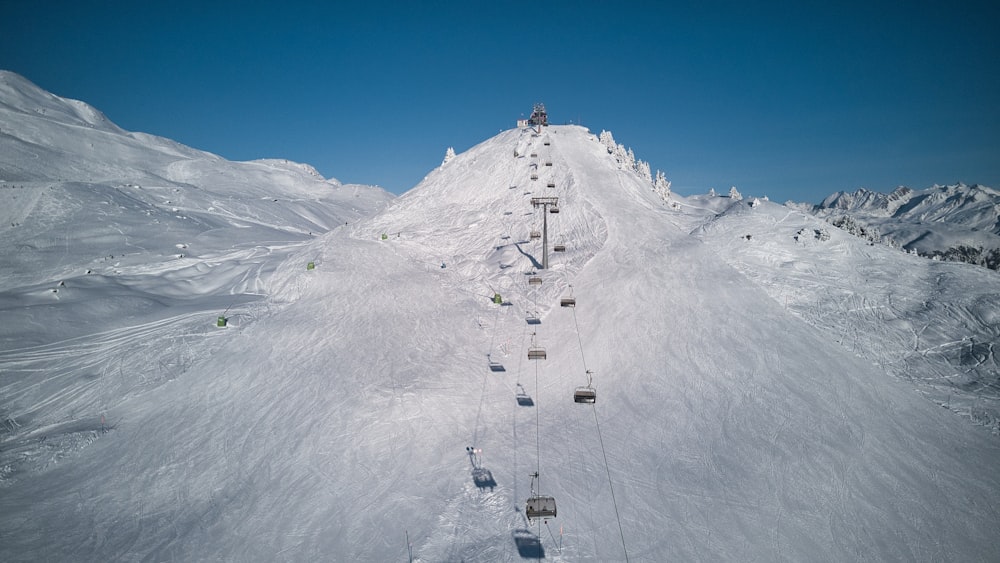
[[530, 196, 559, 269]]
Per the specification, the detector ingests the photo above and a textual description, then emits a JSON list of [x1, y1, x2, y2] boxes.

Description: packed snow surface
[[2, 72, 999, 561]]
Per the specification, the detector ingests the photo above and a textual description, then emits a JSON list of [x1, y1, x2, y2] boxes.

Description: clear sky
[[3, 0, 998, 202]]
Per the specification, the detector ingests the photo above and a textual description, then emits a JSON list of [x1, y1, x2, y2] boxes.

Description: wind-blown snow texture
[[2, 71, 999, 561]]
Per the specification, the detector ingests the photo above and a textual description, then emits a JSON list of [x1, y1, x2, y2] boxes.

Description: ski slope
[[2, 75, 999, 561]]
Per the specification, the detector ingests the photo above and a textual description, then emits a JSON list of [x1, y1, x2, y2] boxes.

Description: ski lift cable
[[568, 292, 627, 559], [571, 306, 590, 374], [534, 337, 542, 483], [592, 406, 630, 562], [487, 299, 503, 361]]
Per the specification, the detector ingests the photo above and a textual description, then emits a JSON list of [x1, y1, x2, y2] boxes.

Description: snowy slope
[[0, 69, 392, 512], [694, 196, 1000, 433], [2, 88, 999, 562], [0, 71, 392, 345], [806, 184, 1000, 265]]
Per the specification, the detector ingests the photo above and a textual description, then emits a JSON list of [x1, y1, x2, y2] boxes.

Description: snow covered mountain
[[2, 74, 1000, 561], [806, 184, 1000, 269], [0, 70, 392, 343]]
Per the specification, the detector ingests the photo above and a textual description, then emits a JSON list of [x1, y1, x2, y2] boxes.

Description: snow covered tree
[[442, 147, 456, 165], [598, 130, 616, 154], [637, 159, 651, 183], [654, 170, 671, 202], [729, 186, 742, 200]]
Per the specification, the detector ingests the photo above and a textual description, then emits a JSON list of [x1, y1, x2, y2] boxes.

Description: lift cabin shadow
[[515, 383, 534, 406], [472, 467, 497, 491], [512, 528, 545, 559]]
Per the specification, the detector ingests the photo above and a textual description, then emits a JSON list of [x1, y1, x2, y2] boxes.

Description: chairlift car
[[529, 230, 541, 240], [553, 244, 566, 252], [574, 386, 597, 403], [527, 332, 546, 359], [545, 161, 552, 166], [547, 182, 555, 188], [528, 277, 542, 286], [531, 174, 538, 180], [543, 141, 551, 146], [574, 371, 596, 403], [525, 472, 556, 520], [549, 206, 560, 214], [526, 495, 557, 520], [560, 297, 576, 307]]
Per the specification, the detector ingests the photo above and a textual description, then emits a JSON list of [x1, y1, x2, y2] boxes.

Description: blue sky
[[3, 0, 998, 202]]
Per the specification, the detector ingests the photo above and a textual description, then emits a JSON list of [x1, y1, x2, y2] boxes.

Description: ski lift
[[526, 496, 557, 520], [530, 152, 537, 157], [543, 141, 551, 146], [561, 286, 575, 307], [547, 182, 555, 188], [553, 244, 566, 252], [527, 332, 546, 360], [526, 472, 556, 521], [528, 276, 542, 286], [545, 161, 552, 166], [531, 173, 538, 180], [549, 206, 560, 214], [574, 370, 597, 403], [529, 230, 541, 240]]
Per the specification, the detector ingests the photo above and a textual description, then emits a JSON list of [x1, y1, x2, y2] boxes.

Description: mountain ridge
[[805, 183, 1000, 268]]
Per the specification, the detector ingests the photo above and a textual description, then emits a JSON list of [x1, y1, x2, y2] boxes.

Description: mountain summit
[[2, 82, 999, 561]]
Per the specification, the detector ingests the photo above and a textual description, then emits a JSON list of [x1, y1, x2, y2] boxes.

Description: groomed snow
[[2, 74, 999, 561]]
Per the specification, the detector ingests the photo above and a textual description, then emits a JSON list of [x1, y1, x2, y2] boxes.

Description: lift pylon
[[530, 196, 559, 269]]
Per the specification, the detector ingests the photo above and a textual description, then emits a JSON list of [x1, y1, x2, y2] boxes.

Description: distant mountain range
[[799, 184, 1000, 270]]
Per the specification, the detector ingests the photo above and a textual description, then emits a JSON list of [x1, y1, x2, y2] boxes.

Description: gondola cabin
[[527, 347, 547, 360], [526, 496, 557, 520], [560, 297, 576, 307], [574, 386, 597, 403]]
